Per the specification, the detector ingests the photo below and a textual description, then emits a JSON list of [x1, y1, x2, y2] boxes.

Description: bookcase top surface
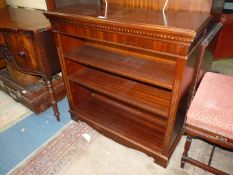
[[47, 3, 212, 37]]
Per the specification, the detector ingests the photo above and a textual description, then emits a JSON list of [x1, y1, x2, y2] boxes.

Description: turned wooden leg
[[181, 135, 192, 168], [45, 78, 60, 121]]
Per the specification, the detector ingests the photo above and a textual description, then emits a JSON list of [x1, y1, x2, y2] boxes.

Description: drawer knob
[[18, 51, 26, 57]]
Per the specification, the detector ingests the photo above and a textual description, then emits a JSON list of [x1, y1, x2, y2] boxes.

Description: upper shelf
[[64, 44, 175, 89]]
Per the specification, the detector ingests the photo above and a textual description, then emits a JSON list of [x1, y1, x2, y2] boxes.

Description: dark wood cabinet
[[0, 7, 66, 120], [45, 0, 223, 167]]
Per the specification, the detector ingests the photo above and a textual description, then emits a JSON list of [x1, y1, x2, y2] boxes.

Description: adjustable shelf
[[69, 67, 171, 118], [64, 44, 176, 90]]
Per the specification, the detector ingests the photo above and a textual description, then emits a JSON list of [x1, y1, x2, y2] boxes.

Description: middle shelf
[[69, 66, 171, 118], [64, 44, 176, 89]]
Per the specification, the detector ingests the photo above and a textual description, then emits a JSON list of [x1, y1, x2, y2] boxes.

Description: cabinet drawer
[[4, 31, 41, 74]]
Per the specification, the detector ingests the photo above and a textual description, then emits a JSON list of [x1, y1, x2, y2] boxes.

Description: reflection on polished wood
[[48, 3, 211, 41]]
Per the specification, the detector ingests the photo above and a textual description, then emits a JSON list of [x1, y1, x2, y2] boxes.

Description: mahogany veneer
[[45, 1, 222, 167]]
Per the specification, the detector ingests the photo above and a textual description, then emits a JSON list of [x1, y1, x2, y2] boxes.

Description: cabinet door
[[5, 31, 41, 74]]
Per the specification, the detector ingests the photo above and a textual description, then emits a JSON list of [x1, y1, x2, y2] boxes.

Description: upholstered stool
[[181, 72, 233, 175]]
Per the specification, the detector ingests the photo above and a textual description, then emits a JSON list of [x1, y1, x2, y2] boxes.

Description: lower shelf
[[71, 92, 167, 161]]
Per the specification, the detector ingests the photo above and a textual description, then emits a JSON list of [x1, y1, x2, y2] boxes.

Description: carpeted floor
[[10, 121, 96, 175], [7, 117, 233, 175], [0, 57, 233, 175], [0, 97, 71, 175], [49, 135, 233, 175]]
